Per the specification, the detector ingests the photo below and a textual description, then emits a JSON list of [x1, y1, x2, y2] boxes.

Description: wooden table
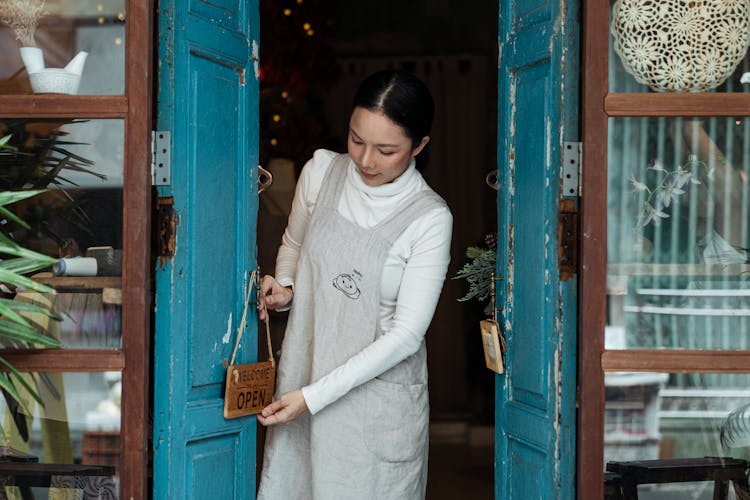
[[0, 462, 116, 499]]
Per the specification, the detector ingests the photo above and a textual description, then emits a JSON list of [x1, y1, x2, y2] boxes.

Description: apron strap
[[374, 190, 447, 245], [315, 153, 350, 210]]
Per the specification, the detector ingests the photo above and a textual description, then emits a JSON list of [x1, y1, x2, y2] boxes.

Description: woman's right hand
[[258, 274, 293, 320]]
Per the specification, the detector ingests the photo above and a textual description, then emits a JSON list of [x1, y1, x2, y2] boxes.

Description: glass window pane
[[609, 2, 750, 93], [605, 372, 750, 499], [0, 119, 123, 349], [607, 117, 750, 350], [0, 371, 120, 498], [0, 1, 126, 95]]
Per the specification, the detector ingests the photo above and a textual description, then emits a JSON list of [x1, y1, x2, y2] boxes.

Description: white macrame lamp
[[611, 0, 750, 92]]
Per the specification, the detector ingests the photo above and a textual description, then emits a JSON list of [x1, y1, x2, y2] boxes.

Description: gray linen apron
[[258, 154, 446, 500]]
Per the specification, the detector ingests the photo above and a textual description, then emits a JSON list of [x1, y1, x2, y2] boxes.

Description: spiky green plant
[[0, 120, 102, 190], [0, 135, 61, 416], [0, 120, 103, 256]]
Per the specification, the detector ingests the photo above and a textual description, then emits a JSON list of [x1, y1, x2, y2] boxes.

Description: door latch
[[558, 199, 578, 281], [157, 197, 177, 264]]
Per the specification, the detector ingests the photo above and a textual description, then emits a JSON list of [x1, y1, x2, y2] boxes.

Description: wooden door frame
[[0, 2, 153, 497], [120, 1, 153, 496], [579, 2, 750, 498]]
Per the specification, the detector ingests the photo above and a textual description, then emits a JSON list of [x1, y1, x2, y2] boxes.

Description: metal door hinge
[[562, 141, 581, 198], [558, 199, 578, 281], [151, 131, 171, 186]]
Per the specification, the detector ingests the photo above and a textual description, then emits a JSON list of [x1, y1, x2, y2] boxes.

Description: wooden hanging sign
[[224, 360, 275, 418], [480, 319, 505, 374], [223, 270, 277, 419]]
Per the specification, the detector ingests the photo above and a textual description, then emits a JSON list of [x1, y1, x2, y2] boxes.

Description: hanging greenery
[[453, 233, 498, 316]]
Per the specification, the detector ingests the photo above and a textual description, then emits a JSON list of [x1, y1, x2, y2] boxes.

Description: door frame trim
[[121, 0, 153, 497], [579, 1, 750, 497], [578, 0, 609, 497]]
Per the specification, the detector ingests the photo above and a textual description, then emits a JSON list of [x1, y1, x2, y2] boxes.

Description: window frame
[[579, 2, 750, 498], [0, 2, 153, 497]]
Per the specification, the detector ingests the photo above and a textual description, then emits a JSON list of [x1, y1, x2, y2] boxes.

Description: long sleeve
[[300, 206, 453, 414], [274, 149, 336, 287]]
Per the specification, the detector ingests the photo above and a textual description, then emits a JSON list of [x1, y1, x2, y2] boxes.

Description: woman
[[257, 69, 453, 499]]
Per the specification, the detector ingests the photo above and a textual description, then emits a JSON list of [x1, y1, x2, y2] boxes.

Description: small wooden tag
[[480, 319, 505, 374], [223, 361, 275, 419]]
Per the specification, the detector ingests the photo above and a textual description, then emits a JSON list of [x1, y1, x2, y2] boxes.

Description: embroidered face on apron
[[258, 154, 445, 500]]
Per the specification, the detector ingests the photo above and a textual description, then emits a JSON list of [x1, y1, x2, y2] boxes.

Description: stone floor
[[425, 425, 494, 500]]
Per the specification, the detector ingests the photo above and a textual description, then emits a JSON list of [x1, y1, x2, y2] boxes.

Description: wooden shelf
[[0, 95, 128, 118], [605, 93, 750, 117], [602, 350, 750, 373], [607, 263, 750, 277], [32, 272, 121, 291], [0, 349, 124, 371]]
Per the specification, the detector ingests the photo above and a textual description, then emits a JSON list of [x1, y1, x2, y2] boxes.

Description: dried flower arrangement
[[0, 0, 46, 47], [630, 155, 704, 228]]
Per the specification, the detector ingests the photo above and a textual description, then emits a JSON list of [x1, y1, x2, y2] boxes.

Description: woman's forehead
[[349, 107, 409, 143]]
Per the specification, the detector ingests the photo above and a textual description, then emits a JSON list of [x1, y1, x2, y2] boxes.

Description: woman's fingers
[[259, 275, 275, 294], [257, 399, 287, 426], [257, 275, 277, 320], [256, 275, 293, 321], [261, 398, 284, 417], [256, 390, 308, 426]]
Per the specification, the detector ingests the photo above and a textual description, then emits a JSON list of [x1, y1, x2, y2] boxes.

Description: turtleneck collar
[[346, 156, 418, 198]]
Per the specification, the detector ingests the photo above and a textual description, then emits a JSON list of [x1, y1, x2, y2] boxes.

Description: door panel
[[509, 444, 544, 498], [496, 0, 579, 498], [187, 433, 244, 498], [186, 56, 242, 394], [512, 61, 552, 413], [154, 0, 259, 498]]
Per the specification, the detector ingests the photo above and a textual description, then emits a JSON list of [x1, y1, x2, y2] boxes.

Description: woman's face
[[347, 107, 429, 187]]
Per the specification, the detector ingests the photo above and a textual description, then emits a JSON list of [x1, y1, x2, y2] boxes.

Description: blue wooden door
[[495, 0, 579, 498], [153, 1, 260, 498]]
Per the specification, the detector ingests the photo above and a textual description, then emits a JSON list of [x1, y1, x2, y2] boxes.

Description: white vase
[[64, 51, 88, 76], [19, 48, 88, 95], [19, 47, 44, 74]]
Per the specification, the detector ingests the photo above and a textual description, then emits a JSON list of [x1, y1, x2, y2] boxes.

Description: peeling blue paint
[[153, 0, 260, 497], [495, 0, 580, 498]]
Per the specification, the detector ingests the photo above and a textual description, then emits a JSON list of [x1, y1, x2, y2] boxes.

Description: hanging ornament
[[611, 0, 750, 92]]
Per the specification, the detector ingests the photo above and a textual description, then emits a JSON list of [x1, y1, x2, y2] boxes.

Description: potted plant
[[0, 0, 88, 94]]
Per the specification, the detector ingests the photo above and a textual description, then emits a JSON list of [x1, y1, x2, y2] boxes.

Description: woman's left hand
[[257, 390, 308, 426]]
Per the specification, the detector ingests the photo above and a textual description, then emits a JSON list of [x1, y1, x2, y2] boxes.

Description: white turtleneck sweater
[[274, 149, 453, 415]]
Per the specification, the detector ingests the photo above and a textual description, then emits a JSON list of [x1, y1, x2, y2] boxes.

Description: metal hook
[[258, 165, 273, 193], [486, 169, 498, 190]]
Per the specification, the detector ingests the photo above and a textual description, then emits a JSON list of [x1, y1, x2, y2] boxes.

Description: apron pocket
[[363, 377, 428, 463]]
